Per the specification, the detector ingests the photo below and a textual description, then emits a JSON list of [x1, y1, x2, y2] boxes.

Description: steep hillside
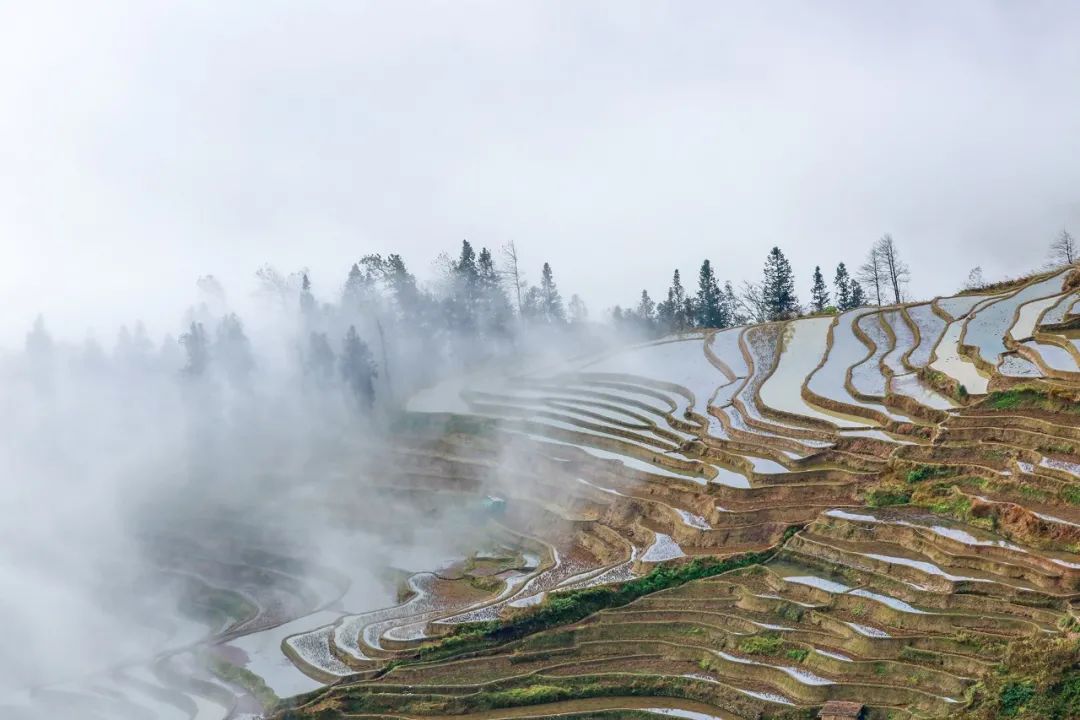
[[271, 269, 1079, 720]]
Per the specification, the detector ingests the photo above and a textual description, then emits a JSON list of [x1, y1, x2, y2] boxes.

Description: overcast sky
[[3, 1, 1079, 343]]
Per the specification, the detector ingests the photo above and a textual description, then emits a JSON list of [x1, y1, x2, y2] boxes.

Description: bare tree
[[737, 280, 768, 323], [964, 266, 985, 290], [500, 241, 526, 316], [857, 245, 884, 306], [876, 234, 910, 304], [1049, 229, 1077, 266]]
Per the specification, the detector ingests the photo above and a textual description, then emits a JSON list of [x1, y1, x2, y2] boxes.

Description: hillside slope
[[271, 269, 1080, 720]]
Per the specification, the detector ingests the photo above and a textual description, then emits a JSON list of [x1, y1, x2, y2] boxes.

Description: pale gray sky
[[3, 1, 1079, 342]]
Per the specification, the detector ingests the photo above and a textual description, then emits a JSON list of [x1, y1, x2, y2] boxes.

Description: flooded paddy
[[930, 319, 989, 393]]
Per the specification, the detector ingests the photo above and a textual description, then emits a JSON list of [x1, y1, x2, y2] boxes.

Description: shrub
[[998, 681, 1036, 716], [1062, 485, 1080, 506], [953, 636, 1079, 719], [738, 634, 784, 655], [776, 603, 805, 623], [868, 487, 911, 507], [785, 648, 809, 662], [906, 465, 955, 484]]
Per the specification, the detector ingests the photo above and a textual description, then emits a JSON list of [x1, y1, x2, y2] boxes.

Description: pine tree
[[179, 322, 209, 376], [25, 315, 53, 360], [477, 247, 513, 338], [342, 262, 374, 312], [635, 291, 652, 325], [834, 263, 853, 311], [299, 273, 316, 320], [568, 294, 588, 324], [660, 270, 688, 331], [522, 286, 543, 322], [305, 331, 336, 385], [761, 247, 799, 320], [810, 265, 830, 313], [849, 281, 866, 309], [723, 281, 745, 325], [340, 325, 377, 410], [451, 240, 481, 334], [456, 239, 478, 278], [385, 254, 421, 321], [215, 313, 254, 384], [695, 259, 726, 328], [540, 262, 565, 324]]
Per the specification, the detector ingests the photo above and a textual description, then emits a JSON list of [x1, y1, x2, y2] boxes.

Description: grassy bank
[[407, 526, 802, 665]]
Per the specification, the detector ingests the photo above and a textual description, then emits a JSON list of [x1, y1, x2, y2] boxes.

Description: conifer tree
[[834, 263, 853, 310], [215, 313, 254, 384], [568, 294, 588, 324], [695, 259, 726, 328], [450, 240, 481, 334], [299, 273, 316, 321], [810, 265, 830, 313], [636, 290, 657, 335], [761, 247, 799, 320], [179, 322, 209, 376], [849, 280, 866, 309], [25, 315, 53, 360], [660, 270, 688, 331], [341, 325, 377, 410], [477, 247, 513, 338], [522, 286, 543, 323], [539, 262, 565, 324], [342, 262, 375, 312], [305, 331, 336, 385], [384, 254, 421, 322]]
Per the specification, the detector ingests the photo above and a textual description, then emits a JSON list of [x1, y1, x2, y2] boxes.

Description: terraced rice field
[[26, 272, 1079, 720], [264, 269, 1080, 720]]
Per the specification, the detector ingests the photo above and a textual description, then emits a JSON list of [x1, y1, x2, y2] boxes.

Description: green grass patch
[[785, 648, 809, 662], [1062, 485, 1080, 506], [906, 464, 956, 484], [986, 388, 1080, 414], [867, 487, 911, 507], [738, 634, 784, 655]]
